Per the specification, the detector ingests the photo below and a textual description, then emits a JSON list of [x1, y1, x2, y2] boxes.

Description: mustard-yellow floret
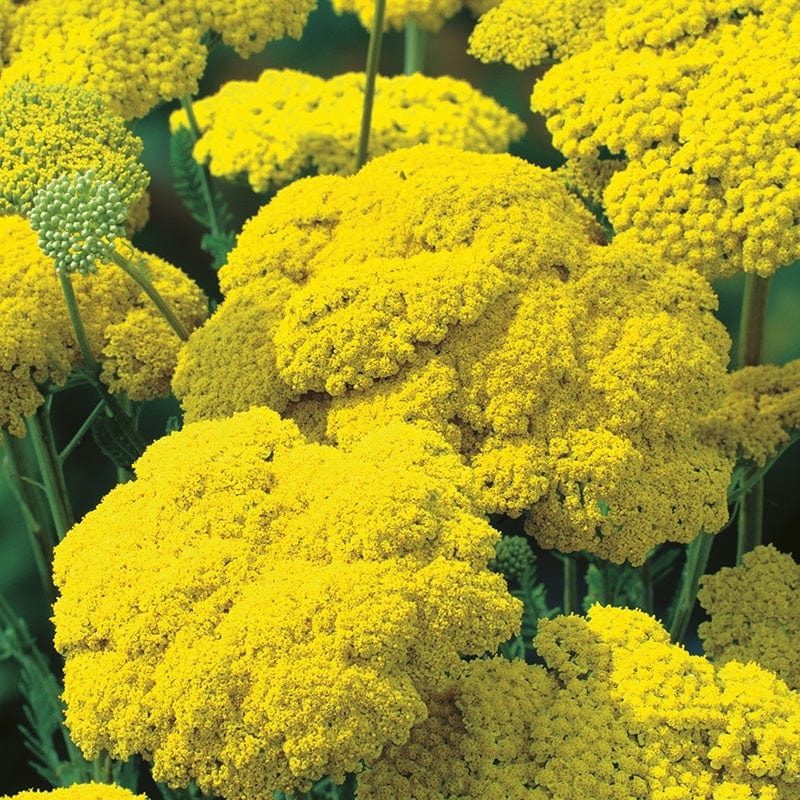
[[52, 408, 520, 796], [174, 144, 733, 565], [531, 2, 800, 278], [330, 0, 499, 32], [698, 544, 800, 692], [468, 0, 608, 69], [0, 82, 148, 215], [361, 606, 800, 798], [1, 784, 148, 800], [1, 0, 316, 118], [169, 69, 525, 193], [700, 359, 800, 467], [0, 214, 207, 439]]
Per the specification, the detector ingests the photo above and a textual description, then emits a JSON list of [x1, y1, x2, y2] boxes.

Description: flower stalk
[[356, 0, 387, 170], [736, 274, 771, 562], [25, 406, 75, 541], [110, 249, 190, 341], [668, 530, 714, 644], [1, 435, 58, 600], [404, 19, 427, 74]]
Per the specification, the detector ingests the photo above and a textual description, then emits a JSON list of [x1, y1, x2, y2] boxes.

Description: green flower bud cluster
[[489, 535, 537, 582], [29, 170, 126, 275]]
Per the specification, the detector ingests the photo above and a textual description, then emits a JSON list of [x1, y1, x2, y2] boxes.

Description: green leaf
[[91, 414, 141, 472], [170, 127, 213, 229]]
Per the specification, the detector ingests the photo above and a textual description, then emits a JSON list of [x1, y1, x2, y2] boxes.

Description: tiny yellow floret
[[52, 409, 520, 796], [174, 145, 734, 565], [699, 544, 800, 691], [169, 69, 525, 193]]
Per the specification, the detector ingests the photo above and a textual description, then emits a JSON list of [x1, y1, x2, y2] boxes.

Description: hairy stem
[[356, 0, 387, 170]]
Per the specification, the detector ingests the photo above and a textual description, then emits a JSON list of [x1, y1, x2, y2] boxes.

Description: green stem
[[2, 435, 58, 600], [562, 554, 579, 615], [25, 407, 74, 540], [179, 94, 222, 239], [110, 250, 189, 341], [59, 400, 106, 463], [59, 270, 99, 373], [91, 751, 113, 783], [737, 274, 770, 369], [404, 19, 427, 74], [668, 531, 714, 644], [735, 274, 771, 561], [639, 556, 654, 615], [58, 271, 146, 457], [356, 0, 387, 170]]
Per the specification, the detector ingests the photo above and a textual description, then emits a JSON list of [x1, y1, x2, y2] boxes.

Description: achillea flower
[[169, 69, 525, 193], [361, 606, 800, 798], [700, 359, 800, 467], [52, 408, 520, 796], [330, 0, 499, 33], [194, 0, 317, 57], [1, 0, 316, 119], [173, 145, 733, 565], [529, 2, 800, 278], [699, 545, 800, 692], [468, 0, 608, 69], [0, 214, 207, 438], [0, 82, 148, 215], [1, 785, 148, 800]]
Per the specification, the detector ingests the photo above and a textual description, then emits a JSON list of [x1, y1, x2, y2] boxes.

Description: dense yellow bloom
[[169, 69, 524, 193], [174, 145, 733, 564], [468, 0, 607, 69], [52, 408, 520, 796], [1, 784, 148, 800], [0, 215, 207, 438], [699, 545, 800, 692], [0, 82, 147, 215], [361, 606, 800, 798], [331, 0, 498, 32], [700, 360, 800, 467], [530, 2, 800, 278], [1, 0, 316, 118]]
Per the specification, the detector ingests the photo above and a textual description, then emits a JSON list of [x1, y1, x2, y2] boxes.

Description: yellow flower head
[[0, 214, 207, 438], [468, 0, 608, 69], [531, 2, 800, 278], [330, 0, 499, 32], [52, 407, 520, 796], [0, 82, 148, 215], [1, 0, 316, 118], [174, 144, 733, 565], [699, 544, 800, 692], [701, 359, 800, 467], [362, 606, 800, 798], [194, 0, 317, 57], [1, 785, 148, 800], [169, 69, 525, 193]]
